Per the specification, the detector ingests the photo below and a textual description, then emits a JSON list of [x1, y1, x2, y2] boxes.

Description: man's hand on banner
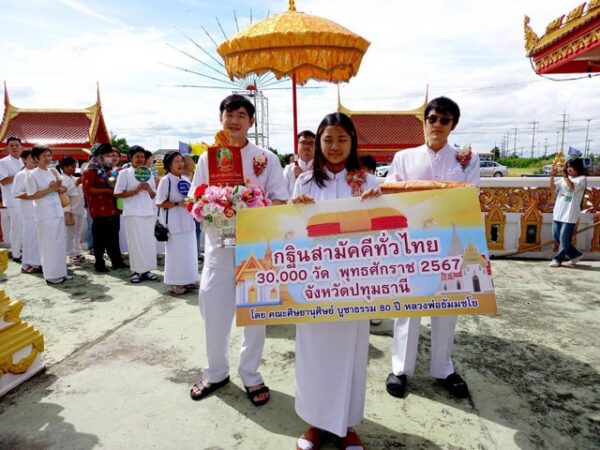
[[292, 194, 315, 204]]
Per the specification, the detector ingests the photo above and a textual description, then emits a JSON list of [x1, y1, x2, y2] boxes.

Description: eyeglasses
[[299, 140, 315, 146], [426, 115, 453, 126]]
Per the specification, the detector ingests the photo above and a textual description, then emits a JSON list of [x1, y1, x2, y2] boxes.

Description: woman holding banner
[[156, 151, 198, 294], [292, 112, 380, 450]]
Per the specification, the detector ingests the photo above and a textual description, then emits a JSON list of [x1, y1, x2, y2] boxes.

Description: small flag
[[178, 141, 191, 154]]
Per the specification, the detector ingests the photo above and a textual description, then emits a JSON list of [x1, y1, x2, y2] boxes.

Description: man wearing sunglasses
[[384, 96, 480, 400]]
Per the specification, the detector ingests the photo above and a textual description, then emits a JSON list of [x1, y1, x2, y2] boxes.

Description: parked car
[[479, 161, 508, 177], [375, 165, 390, 178]]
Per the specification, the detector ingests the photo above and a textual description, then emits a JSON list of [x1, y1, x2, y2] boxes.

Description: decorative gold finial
[[524, 16, 540, 53], [289, 0, 296, 11]]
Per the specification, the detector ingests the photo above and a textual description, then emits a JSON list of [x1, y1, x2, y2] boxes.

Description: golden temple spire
[[289, 0, 296, 11], [3, 81, 9, 108]]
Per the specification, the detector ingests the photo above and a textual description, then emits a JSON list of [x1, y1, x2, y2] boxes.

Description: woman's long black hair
[[163, 151, 182, 173], [309, 112, 361, 188]]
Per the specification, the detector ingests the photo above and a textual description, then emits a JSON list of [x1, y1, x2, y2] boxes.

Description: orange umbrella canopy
[[217, 1, 370, 85]]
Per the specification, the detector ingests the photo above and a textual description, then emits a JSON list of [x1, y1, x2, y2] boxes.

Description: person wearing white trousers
[[188, 94, 288, 406], [25, 146, 70, 284], [384, 96, 479, 400], [0, 137, 25, 261], [60, 157, 86, 263]]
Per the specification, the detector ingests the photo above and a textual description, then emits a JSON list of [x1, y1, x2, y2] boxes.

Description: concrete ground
[[0, 256, 598, 450]]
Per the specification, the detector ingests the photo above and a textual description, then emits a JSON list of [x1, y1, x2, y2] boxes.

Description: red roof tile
[[5, 112, 92, 145], [351, 114, 424, 150]]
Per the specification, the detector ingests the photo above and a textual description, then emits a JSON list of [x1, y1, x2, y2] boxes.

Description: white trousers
[[66, 213, 84, 257], [35, 216, 67, 281], [198, 265, 265, 387], [125, 216, 157, 274], [7, 206, 23, 258], [22, 215, 41, 267], [392, 315, 457, 379]]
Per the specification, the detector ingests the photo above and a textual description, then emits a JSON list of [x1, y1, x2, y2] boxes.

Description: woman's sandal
[[244, 383, 270, 407], [130, 273, 141, 283], [296, 427, 326, 450], [141, 271, 158, 281], [340, 430, 365, 450], [189, 376, 230, 401]]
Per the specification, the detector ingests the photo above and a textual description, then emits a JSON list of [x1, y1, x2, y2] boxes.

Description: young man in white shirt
[[282, 130, 315, 196], [189, 94, 288, 406], [384, 96, 480, 400], [0, 137, 25, 261]]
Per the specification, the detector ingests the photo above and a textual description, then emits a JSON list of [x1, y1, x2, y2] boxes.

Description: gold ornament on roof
[[590, 0, 600, 10], [567, 3, 586, 22], [524, 16, 540, 52], [546, 15, 564, 33], [288, 0, 296, 11]]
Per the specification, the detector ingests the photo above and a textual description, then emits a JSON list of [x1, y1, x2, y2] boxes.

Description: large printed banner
[[235, 186, 497, 326]]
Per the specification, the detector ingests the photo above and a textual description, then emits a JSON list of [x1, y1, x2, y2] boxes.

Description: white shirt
[[191, 141, 289, 269], [25, 167, 63, 221], [156, 173, 195, 234], [0, 155, 25, 207], [385, 143, 480, 185], [12, 169, 34, 219], [293, 168, 380, 200], [553, 175, 586, 224], [60, 174, 85, 216], [113, 166, 157, 217], [283, 159, 313, 196]]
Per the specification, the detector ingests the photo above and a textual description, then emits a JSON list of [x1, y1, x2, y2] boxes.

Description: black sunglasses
[[426, 115, 453, 126]]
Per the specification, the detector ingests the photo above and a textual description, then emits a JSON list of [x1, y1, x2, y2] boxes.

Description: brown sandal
[[341, 430, 365, 449], [296, 427, 326, 450]]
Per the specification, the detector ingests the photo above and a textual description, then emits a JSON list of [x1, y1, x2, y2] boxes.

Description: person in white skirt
[[291, 112, 380, 450], [12, 150, 42, 273], [114, 145, 158, 284], [155, 151, 198, 294], [25, 145, 71, 284], [0, 136, 25, 262], [59, 156, 85, 264]]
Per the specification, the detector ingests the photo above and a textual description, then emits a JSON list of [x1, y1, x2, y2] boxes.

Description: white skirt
[[164, 230, 198, 285], [125, 216, 157, 274], [35, 216, 67, 280], [22, 215, 41, 266], [295, 320, 370, 437]]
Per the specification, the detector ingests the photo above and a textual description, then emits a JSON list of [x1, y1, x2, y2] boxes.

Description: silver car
[[479, 161, 508, 177]]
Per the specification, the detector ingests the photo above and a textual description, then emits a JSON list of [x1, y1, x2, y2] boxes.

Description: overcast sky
[[1, 0, 599, 157]]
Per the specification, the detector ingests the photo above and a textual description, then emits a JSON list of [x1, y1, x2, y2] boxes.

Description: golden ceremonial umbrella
[[217, 0, 370, 152]]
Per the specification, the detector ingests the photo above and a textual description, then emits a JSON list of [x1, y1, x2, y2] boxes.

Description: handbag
[[51, 168, 71, 207], [64, 211, 75, 226], [154, 178, 170, 242]]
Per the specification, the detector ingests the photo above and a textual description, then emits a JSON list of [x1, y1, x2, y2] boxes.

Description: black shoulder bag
[[154, 178, 170, 242]]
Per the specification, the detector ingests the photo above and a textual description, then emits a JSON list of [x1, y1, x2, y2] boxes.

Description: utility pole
[[544, 138, 548, 157], [513, 127, 518, 155], [555, 130, 560, 152], [584, 119, 592, 157], [559, 112, 568, 153], [530, 121, 537, 158]]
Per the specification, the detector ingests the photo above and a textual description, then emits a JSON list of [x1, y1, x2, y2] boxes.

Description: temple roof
[[0, 83, 110, 159], [524, 2, 600, 74], [338, 93, 426, 163]]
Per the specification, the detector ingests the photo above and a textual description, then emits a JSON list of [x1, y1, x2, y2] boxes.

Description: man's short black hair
[[219, 94, 255, 119], [360, 154, 377, 173], [144, 150, 153, 160], [297, 130, 316, 140], [424, 96, 460, 129], [60, 156, 77, 168], [6, 136, 21, 145], [21, 150, 32, 160], [95, 143, 113, 156]]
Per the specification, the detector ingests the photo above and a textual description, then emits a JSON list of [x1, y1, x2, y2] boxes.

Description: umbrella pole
[[292, 73, 298, 155]]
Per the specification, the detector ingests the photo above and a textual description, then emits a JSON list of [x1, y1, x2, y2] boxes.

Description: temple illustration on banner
[[236, 242, 286, 307], [438, 225, 494, 294]]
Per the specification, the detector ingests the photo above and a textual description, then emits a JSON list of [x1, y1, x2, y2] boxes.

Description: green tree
[[111, 133, 129, 154]]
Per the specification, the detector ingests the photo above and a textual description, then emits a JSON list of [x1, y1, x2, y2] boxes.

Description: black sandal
[[244, 383, 270, 407], [189, 376, 230, 401]]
